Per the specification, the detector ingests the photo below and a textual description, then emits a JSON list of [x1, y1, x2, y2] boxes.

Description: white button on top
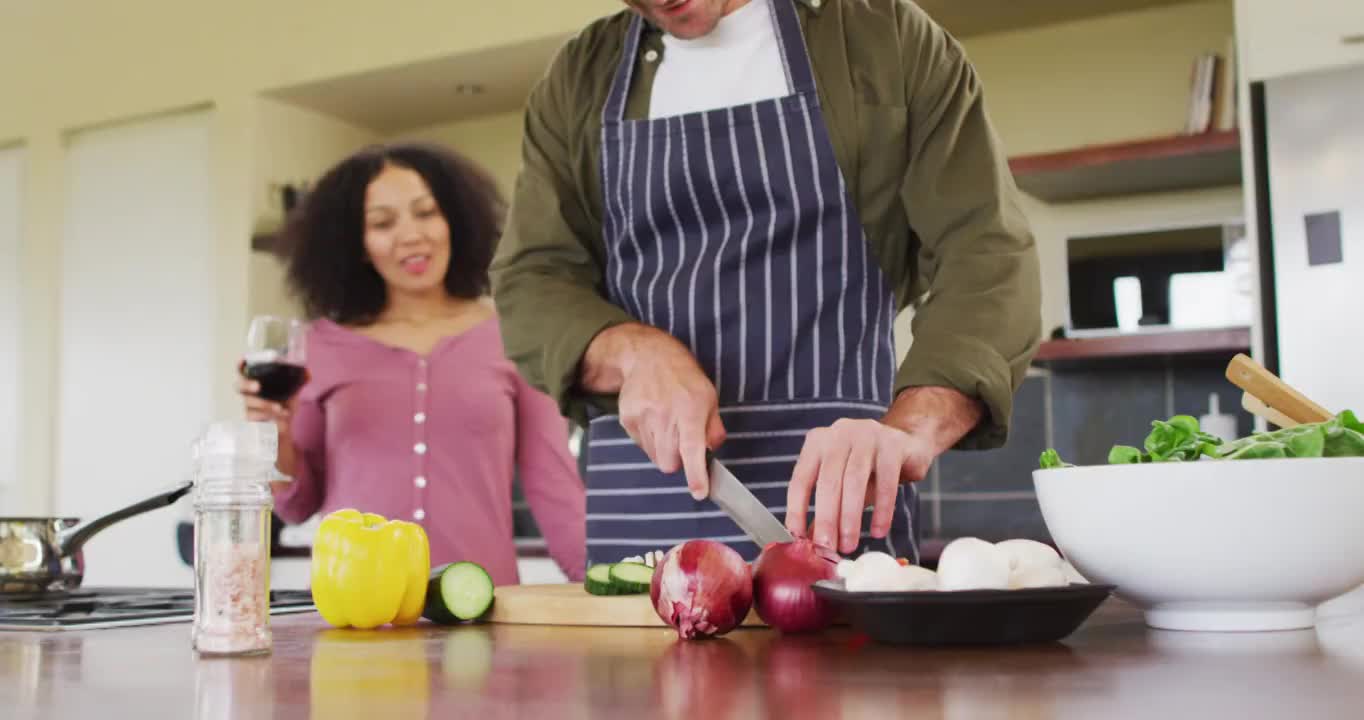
[[414, 442, 428, 455], [414, 412, 427, 424], [414, 476, 428, 489], [417, 382, 428, 392], [413, 508, 426, 521], [644, 49, 659, 63], [810, 0, 821, 7]]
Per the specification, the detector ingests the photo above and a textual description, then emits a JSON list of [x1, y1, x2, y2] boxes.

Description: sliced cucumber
[[608, 562, 654, 594], [585, 563, 618, 596], [423, 561, 495, 624]]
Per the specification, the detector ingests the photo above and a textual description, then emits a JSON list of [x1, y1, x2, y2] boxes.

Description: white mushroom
[[937, 537, 1010, 591], [1060, 560, 1088, 585], [846, 556, 939, 592], [995, 539, 1066, 589], [892, 564, 940, 591], [994, 539, 1063, 572], [1009, 564, 1068, 589], [844, 552, 905, 592]]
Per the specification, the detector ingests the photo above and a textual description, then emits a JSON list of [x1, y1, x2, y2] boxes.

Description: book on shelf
[[1215, 35, 1238, 131], [1183, 37, 1238, 135]]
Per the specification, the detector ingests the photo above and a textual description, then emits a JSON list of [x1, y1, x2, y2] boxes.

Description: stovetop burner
[[0, 587, 315, 631]]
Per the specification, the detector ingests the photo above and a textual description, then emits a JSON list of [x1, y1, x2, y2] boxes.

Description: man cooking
[[491, 0, 1041, 567]]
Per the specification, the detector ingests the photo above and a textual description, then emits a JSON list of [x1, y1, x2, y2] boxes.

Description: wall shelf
[[1035, 327, 1251, 363], [1009, 130, 1242, 203]]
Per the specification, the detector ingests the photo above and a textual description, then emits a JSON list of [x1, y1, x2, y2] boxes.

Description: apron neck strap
[[603, 14, 646, 125], [602, 0, 818, 125], [767, 0, 817, 97]]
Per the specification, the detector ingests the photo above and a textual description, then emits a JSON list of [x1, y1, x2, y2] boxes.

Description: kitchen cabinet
[[1236, 0, 1364, 81]]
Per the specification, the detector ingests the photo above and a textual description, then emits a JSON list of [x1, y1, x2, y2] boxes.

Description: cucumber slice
[[585, 563, 618, 596], [423, 561, 495, 624], [608, 562, 654, 594]]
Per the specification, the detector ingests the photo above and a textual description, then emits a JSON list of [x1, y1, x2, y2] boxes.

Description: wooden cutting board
[[488, 584, 766, 627]]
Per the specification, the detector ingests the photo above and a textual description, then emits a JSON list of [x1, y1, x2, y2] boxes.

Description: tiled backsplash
[[513, 353, 1255, 552]]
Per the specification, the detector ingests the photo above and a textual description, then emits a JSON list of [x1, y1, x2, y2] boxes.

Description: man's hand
[[582, 323, 726, 499], [785, 386, 985, 554]]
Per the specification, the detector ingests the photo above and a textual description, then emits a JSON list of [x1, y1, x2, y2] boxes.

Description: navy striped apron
[[586, 0, 917, 566]]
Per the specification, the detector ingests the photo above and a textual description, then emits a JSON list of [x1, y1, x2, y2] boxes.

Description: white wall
[[0, 146, 22, 499], [4, 0, 626, 516], [959, 0, 1242, 335], [245, 98, 380, 324], [962, 0, 1235, 156], [57, 109, 217, 587], [396, 111, 527, 198]]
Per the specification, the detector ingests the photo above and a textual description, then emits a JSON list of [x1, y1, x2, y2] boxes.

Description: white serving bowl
[[1033, 457, 1364, 632]]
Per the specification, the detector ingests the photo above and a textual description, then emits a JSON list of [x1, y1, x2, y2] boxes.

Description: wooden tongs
[[1225, 353, 1333, 429]]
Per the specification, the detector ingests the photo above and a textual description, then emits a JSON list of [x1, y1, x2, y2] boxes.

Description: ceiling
[[268, 0, 1199, 134], [265, 34, 572, 134]]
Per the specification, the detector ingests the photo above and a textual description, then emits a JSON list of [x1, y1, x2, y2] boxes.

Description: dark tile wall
[[1170, 357, 1257, 439], [1050, 364, 1168, 466], [938, 498, 1052, 543], [937, 376, 1048, 493], [922, 352, 1255, 549]]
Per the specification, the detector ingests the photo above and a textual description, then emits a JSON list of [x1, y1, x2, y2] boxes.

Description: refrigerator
[[1259, 62, 1364, 416]]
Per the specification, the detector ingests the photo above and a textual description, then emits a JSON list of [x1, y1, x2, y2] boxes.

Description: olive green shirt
[[491, 0, 1041, 450]]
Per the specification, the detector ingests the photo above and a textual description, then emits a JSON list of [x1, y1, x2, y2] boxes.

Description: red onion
[[650, 540, 753, 639], [752, 539, 839, 633]]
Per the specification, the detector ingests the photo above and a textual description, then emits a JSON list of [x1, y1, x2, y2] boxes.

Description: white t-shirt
[[648, 0, 792, 119]]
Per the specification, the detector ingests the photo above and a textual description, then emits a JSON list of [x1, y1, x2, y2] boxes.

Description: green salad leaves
[[1039, 410, 1364, 469]]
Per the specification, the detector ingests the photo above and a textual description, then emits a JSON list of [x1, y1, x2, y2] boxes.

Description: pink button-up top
[[273, 316, 586, 585]]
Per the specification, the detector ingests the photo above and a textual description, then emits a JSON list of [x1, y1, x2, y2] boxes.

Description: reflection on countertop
[[4, 600, 1364, 719]]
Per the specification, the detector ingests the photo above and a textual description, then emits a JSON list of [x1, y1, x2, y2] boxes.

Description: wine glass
[[242, 315, 307, 403]]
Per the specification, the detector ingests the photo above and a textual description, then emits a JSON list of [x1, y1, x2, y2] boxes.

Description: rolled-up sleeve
[[893, 6, 1042, 450], [491, 43, 635, 425]]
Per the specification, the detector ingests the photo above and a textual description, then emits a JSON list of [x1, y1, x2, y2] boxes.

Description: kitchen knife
[[706, 452, 794, 547]]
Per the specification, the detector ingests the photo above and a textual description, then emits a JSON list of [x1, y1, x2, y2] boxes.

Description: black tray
[[813, 581, 1116, 646]]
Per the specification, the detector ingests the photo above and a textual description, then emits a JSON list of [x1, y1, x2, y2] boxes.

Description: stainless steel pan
[[0, 483, 193, 593]]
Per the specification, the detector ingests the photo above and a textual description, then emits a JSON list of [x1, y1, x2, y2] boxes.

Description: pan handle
[[57, 482, 195, 559]]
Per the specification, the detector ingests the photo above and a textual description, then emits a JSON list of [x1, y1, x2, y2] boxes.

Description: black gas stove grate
[[0, 587, 314, 630]]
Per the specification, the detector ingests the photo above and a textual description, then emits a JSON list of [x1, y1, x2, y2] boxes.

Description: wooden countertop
[[4, 599, 1364, 719]]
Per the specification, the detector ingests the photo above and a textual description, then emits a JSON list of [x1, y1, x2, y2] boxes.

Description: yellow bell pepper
[[310, 509, 430, 629]]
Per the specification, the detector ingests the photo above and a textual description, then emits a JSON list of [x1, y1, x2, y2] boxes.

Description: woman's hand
[[238, 376, 295, 434], [236, 372, 300, 482]]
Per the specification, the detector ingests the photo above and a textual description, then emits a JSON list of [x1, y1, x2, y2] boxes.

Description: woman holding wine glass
[[237, 142, 586, 585]]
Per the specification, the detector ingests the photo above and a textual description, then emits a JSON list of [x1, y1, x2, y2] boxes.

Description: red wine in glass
[[244, 316, 307, 403], [243, 355, 308, 403]]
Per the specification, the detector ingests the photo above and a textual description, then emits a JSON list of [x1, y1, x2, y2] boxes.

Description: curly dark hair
[[283, 142, 504, 324]]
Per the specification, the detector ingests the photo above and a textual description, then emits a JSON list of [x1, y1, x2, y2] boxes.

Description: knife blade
[[706, 452, 794, 547]]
